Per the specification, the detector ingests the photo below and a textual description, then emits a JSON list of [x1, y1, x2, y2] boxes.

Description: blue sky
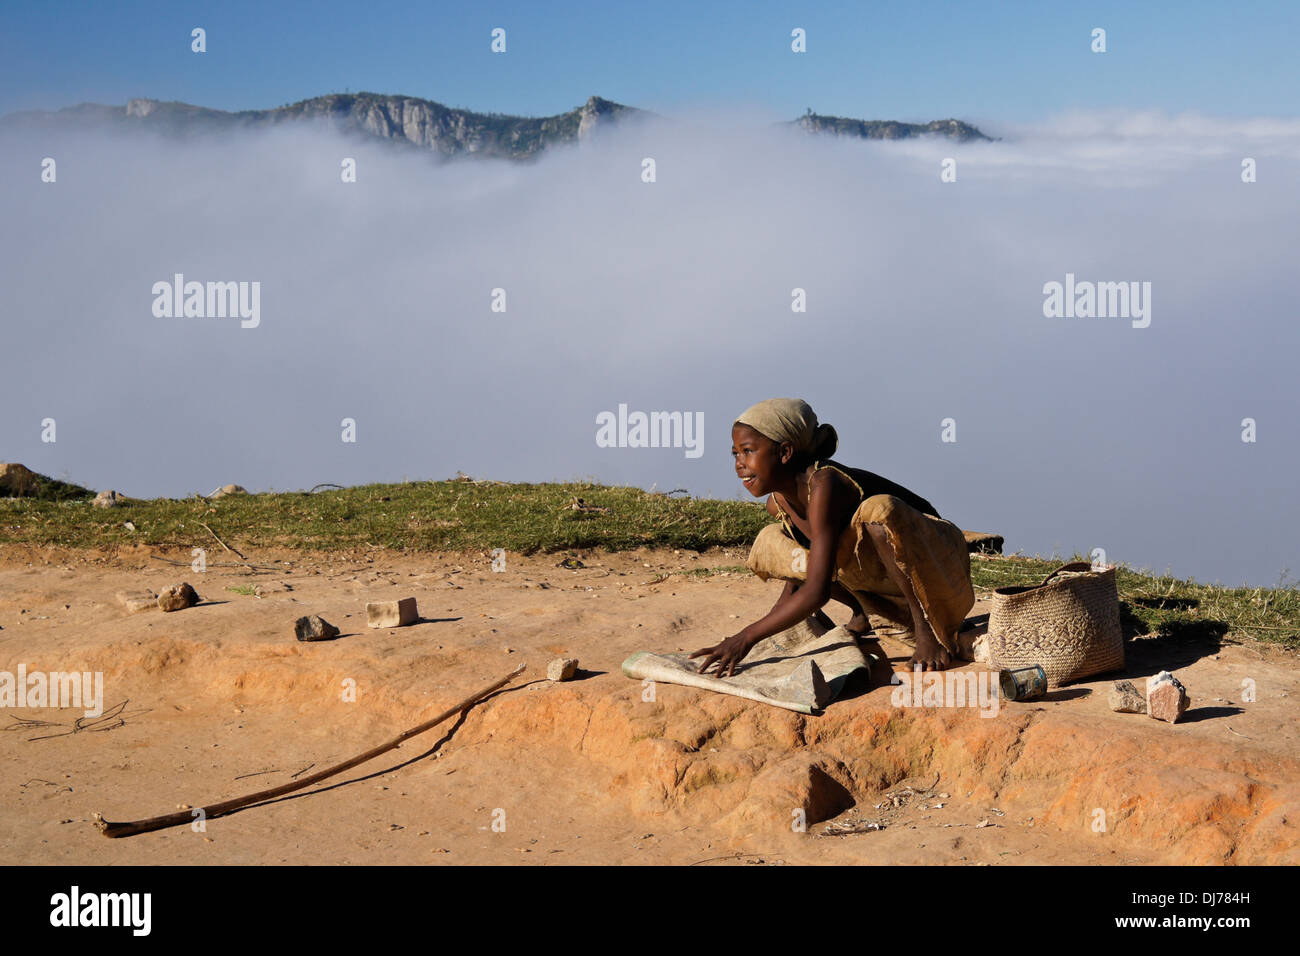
[[2, 0, 1297, 122]]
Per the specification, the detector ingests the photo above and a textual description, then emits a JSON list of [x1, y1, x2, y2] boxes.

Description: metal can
[[999, 665, 1047, 701]]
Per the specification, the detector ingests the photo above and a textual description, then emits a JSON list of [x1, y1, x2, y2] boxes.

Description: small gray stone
[[158, 582, 199, 612], [295, 615, 340, 642], [209, 484, 247, 499], [93, 489, 122, 508], [1108, 679, 1148, 714], [366, 597, 418, 628], [1147, 670, 1189, 723], [547, 657, 579, 682]]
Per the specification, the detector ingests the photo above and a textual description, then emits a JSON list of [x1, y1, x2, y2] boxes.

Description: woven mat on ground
[[621, 616, 877, 715]]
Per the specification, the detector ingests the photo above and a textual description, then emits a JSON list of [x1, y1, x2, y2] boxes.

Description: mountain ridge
[[0, 92, 995, 160]]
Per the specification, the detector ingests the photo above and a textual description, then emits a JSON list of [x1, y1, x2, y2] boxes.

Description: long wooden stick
[[92, 663, 527, 838]]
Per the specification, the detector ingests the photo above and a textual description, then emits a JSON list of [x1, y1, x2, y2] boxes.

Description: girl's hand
[[689, 633, 755, 678]]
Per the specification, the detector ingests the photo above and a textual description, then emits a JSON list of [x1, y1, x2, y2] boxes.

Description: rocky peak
[[578, 95, 631, 138], [793, 110, 993, 142]]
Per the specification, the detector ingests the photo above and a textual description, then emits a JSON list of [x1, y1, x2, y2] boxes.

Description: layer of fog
[[2, 107, 1297, 587]]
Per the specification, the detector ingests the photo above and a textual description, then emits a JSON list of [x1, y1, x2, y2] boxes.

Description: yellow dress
[[746, 461, 975, 653]]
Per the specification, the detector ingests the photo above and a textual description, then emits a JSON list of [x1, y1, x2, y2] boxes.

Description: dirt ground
[[2, 541, 1296, 865]]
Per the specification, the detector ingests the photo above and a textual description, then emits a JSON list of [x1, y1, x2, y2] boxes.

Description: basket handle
[[1039, 561, 1095, 586]]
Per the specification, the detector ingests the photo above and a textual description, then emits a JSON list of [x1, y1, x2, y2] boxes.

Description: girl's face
[[732, 423, 790, 497]]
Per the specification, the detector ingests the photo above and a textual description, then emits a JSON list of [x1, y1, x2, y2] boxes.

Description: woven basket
[[987, 561, 1124, 688]]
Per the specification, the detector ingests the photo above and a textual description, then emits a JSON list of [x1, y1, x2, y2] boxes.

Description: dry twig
[[92, 666, 526, 838]]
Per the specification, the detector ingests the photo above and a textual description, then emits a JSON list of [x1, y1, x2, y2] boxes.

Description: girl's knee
[[857, 494, 902, 522]]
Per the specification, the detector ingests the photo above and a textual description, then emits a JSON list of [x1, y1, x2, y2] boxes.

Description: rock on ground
[[1147, 670, 1189, 723], [294, 615, 340, 642], [547, 658, 579, 681], [1109, 679, 1148, 714], [366, 597, 418, 628], [158, 582, 200, 612], [115, 589, 157, 613]]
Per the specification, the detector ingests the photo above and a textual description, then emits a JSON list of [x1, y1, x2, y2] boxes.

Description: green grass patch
[[0, 479, 766, 555]]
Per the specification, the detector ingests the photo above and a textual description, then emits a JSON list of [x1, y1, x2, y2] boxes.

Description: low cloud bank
[[2, 107, 1295, 585]]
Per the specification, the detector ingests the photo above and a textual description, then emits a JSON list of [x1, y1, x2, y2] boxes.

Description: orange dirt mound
[[2, 545, 1295, 865]]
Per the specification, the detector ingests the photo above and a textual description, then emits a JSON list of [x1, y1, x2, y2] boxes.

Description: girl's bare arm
[[690, 471, 841, 676]]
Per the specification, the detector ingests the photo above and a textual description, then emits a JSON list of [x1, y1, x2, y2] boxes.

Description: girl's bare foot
[[845, 611, 874, 637], [829, 581, 873, 636], [908, 622, 954, 670]]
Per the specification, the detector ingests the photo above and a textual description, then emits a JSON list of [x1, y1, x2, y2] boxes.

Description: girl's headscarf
[[734, 398, 838, 461]]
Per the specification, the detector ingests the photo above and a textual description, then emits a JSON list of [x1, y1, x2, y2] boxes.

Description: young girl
[[690, 397, 974, 678]]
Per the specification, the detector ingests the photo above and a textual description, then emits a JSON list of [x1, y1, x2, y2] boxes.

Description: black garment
[[772, 460, 940, 548]]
